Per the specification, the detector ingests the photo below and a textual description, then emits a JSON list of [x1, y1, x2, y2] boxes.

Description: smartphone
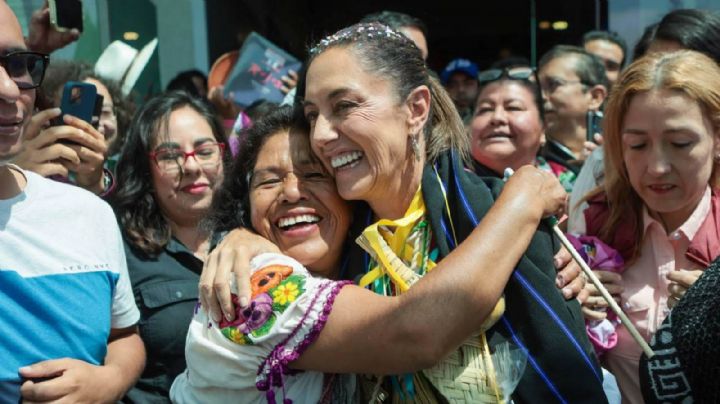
[[52, 81, 97, 144], [49, 0, 83, 33], [586, 110, 604, 143]]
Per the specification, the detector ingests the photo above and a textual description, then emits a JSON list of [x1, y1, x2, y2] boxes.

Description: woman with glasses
[[109, 91, 228, 403]]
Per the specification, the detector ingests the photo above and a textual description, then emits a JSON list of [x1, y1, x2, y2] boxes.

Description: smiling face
[[470, 81, 544, 174], [249, 129, 351, 278], [303, 46, 420, 211], [622, 89, 718, 231], [0, 3, 36, 164], [149, 106, 224, 227]]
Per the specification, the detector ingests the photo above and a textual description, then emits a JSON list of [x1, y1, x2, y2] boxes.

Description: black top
[[640, 256, 720, 403], [122, 238, 202, 404], [542, 139, 583, 175]]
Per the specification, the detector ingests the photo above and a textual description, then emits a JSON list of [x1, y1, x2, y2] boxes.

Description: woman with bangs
[[578, 50, 720, 402]]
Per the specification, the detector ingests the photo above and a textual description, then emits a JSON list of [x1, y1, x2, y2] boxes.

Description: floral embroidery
[[273, 282, 299, 305], [219, 268, 307, 343], [271, 275, 305, 312], [250, 265, 293, 298], [222, 326, 254, 345]]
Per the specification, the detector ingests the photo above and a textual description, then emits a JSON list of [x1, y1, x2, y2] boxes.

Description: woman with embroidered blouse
[[577, 50, 720, 403], [171, 105, 569, 403], [199, 23, 607, 402]]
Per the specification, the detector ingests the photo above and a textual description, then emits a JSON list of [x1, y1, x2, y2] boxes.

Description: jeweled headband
[[309, 22, 411, 56]]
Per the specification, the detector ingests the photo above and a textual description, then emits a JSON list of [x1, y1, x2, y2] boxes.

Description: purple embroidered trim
[[256, 280, 352, 392]]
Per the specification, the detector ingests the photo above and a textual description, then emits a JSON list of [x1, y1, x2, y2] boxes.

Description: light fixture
[[552, 21, 569, 30], [538, 20, 551, 30], [123, 32, 140, 41]]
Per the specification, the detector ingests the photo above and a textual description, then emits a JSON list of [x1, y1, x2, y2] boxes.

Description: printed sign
[[223, 32, 302, 107]]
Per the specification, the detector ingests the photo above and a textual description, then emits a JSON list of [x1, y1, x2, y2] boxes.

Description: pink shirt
[[605, 187, 711, 403]]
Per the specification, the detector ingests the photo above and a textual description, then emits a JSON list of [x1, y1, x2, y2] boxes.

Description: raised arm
[[294, 166, 566, 374]]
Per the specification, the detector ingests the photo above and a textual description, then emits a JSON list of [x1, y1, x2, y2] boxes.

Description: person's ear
[[713, 127, 720, 159], [405, 85, 431, 134], [588, 84, 608, 111]]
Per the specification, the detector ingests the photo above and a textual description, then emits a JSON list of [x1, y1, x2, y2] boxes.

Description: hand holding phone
[[49, 0, 83, 33], [586, 110, 603, 143], [51, 82, 98, 145]]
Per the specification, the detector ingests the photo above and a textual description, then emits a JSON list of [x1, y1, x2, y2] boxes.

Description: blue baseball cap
[[441, 58, 479, 84]]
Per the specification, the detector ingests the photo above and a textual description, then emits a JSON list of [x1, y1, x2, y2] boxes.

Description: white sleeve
[[104, 206, 141, 329], [568, 147, 604, 234], [174, 253, 349, 401]]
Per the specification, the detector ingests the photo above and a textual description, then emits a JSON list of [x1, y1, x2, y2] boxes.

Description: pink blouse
[[605, 187, 710, 403]]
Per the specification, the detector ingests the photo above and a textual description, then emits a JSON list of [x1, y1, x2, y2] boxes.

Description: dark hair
[[633, 22, 659, 61], [110, 91, 227, 256], [244, 100, 279, 122], [205, 105, 300, 234], [539, 45, 610, 90], [299, 23, 468, 164], [166, 69, 208, 98], [582, 30, 628, 66], [653, 9, 720, 63], [38, 60, 95, 109], [360, 10, 428, 39]]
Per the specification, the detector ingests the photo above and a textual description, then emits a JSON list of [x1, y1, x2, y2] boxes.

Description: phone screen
[[50, 0, 83, 32]]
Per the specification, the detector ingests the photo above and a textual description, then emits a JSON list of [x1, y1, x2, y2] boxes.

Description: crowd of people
[[1, 2, 719, 403]]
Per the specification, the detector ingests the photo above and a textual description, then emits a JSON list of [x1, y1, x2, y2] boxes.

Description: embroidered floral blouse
[[170, 253, 352, 404]]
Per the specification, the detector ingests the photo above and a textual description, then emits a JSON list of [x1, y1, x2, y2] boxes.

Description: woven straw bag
[[357, 233, 508, 403]]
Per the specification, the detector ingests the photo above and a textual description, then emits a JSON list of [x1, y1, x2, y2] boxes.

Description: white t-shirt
[[171, 253, 353, 404], [0, 168, 139, 400]]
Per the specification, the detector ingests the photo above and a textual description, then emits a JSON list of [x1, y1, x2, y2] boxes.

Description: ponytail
[[425, 74, 471, 166]]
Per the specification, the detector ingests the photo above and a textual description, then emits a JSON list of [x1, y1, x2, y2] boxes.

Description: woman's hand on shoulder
[[199, 228, 280, 323], [504, 165, 568, 219]]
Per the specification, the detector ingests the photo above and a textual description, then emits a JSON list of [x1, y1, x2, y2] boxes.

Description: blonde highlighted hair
[[598, 50, 720, 249]]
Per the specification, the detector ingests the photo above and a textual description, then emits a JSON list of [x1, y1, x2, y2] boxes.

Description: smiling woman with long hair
[[109, 91, 228, 402]]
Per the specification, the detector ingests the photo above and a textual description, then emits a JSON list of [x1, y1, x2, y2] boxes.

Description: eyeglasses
[[539, 76, 586, 94], [149, 142, 225, 174], [477, 66, 537, 84], [0, 51, 49, 90]]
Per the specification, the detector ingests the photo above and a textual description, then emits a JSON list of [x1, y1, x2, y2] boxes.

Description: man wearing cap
[[441, 58, 480, 125]]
